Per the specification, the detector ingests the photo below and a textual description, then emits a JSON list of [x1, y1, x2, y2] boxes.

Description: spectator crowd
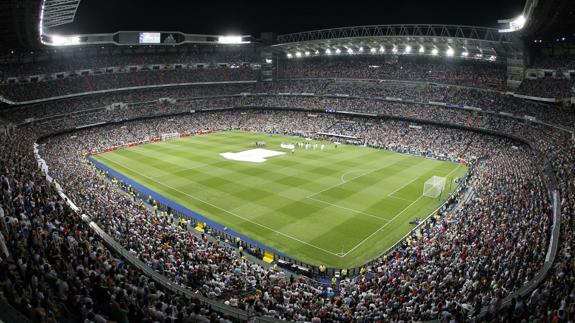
[[0, 49, 260, 79], [516, 78, 574, 99], [278, 56, 507, 90], [0, 55, 573, 322], [35, 109, 555, 321]]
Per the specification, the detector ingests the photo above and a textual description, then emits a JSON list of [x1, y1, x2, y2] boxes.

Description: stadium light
[[295, 52, 302, 58], [286, 53, 293, 58], [446, 47, 454, 57], [431, 48, 439, 55], [461, 51, 469, 57], [489, 55, 497, 61], [218, 36, 246, 44], [404, 45, 412, 54], [347, 48, 354, 54], [370, 47, 377, 53], [304, 51, 310, 56], [392, 46, 398, 54], [326, 48, 332, 55], [419, 45, 425, 54], [358, 46, 364, 52], [379, 46, 385, 53], [498, 14, 526, 33], [49, 35, 81, 46], [335, 48, 341, 54], [265, 58, 273, 64], [315, 50, 319, 55]]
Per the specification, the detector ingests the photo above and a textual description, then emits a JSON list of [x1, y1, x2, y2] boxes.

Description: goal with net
[[423, 176, 446, 198], [161, 133, 180, 141]]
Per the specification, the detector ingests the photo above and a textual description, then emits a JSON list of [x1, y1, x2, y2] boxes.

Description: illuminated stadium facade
[[0, 0, 574, 321]]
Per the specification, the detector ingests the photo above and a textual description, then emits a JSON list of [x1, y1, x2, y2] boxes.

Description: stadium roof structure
[[40, 0, 81, 29], [36, 0, 252, 47], [271, 24, 522, 61]]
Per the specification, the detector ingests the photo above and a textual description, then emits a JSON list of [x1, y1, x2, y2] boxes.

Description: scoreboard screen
[[139, 32, 161, 44]]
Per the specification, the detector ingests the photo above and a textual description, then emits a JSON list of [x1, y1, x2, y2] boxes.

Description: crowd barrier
[[1, 80, 257, 106]]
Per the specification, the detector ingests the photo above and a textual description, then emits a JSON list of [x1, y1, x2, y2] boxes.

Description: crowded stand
[[0, 49, 260, 79], [278, 56, 507, 90], [37, 109, 552, 321], [530, 55, 575, 70], [0, 67, 258, 101], [3, 0, 575, 319], [0, 128, 241, 322], [0, 78, 571, 321], [10, 94, 544, 138], [0, 42, 573, 322], [3, 78, 573, 129], [0, 84, 253, 123], [256, 79, 574, 126], [516, 78, 573, 99]]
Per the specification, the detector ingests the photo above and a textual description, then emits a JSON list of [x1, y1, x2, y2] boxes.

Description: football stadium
[[91, 130, 467, 268], [0, 0, 574, 322]]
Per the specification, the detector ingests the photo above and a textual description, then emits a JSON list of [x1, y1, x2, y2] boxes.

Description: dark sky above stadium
[[54, 0, 526, 36]]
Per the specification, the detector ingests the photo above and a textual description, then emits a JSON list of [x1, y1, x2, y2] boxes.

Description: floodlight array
[[498, 15, 527, 33], [218, 36, 246, 44], [284, 44, 498, 62], [50, 35, 81, 46]]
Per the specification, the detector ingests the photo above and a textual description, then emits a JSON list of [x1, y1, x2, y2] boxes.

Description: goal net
[[423, 176, 446, 198], [161, 133, 180, 141]]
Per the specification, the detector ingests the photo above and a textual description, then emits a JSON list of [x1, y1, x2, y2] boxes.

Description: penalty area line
[[341, 195, 424, 257], [341, 164, 463, 257], [306, 196, 390, 222]]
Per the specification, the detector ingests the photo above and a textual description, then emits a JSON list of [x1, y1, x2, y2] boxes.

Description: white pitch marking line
[[388, 195, 415, 203], [342, 164, 462, 257], [309, 158, 442, 199], [307, 163, 396, 198], [340, 169, 369, 184], [95, 155, 343, 257], [341, 195, 424, 257], [387, 175, 422, 197], [306, 196, 390, 222]]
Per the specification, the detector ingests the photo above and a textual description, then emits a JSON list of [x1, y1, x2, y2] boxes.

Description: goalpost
[[161, 133, 180, 141], [423, 176, 446, 198]]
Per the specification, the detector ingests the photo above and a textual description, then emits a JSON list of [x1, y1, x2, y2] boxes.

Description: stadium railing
[[0, 80, 257, 105]]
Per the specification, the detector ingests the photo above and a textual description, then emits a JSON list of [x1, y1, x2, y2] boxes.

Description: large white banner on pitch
[[220, 148, 285, 163]]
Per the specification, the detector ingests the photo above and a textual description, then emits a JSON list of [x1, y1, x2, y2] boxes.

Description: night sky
[[53, 0, 526, 36]]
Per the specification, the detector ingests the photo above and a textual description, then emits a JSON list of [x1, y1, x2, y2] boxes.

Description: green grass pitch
[[92, 131, 467, 268]]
